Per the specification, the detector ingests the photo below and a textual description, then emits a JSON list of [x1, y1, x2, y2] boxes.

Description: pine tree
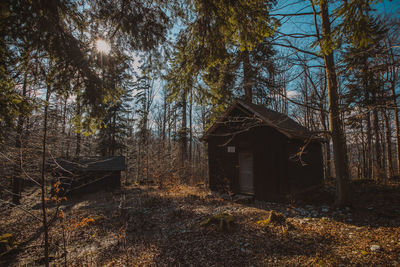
[[166, 0, 278, 122], [97, 52, 133, 156], [343, 16, 389, 180], [97, 86, 133, 156]]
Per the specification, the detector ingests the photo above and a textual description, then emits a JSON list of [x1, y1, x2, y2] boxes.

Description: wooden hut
[[203, 99, 323, 202], [50, 156, 125, 195]]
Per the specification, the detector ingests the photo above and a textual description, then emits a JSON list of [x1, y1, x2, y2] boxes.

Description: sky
[[141, 0, 400, 117], [377, 0, 400, 15], [129, 0, 400, 134], [271, 0, 400, 99]]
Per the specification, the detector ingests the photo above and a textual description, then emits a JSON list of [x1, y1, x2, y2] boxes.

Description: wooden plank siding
[[206, 102, 323, 202]]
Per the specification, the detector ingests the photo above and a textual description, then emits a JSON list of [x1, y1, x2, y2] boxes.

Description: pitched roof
[[203, 99, 318, 140], [51, 156, 126, 172]]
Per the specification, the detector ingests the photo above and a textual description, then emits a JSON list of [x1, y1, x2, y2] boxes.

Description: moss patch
[[256, 210, 286, 227], [200, 213, 234, 231], [0, 233, 17, 256]]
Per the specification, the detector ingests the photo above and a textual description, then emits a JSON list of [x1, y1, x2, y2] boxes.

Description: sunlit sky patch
[[95, 39, 111, 54]]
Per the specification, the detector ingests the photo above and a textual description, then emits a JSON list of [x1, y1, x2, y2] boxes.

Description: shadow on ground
[[2, 181, 400, 266]]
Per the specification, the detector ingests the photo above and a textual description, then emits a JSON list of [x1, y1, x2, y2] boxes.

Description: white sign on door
[[227, 146, 235, 153]]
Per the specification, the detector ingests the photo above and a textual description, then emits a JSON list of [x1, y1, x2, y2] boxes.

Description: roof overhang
[[202, 99, 324, 142]]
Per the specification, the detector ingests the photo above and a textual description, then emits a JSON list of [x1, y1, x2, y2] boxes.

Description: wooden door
[[239, 152, 254, 195]]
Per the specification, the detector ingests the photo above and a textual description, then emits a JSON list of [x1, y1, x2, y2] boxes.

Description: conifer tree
[[343, 16, 388, 180], [167, 0, 279, 121]]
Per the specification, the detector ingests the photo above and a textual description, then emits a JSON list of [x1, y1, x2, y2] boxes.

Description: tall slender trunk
[[162, 91, 167, 146], [111, 111, 116, 156], [304, 70, 310, 128], [61, 96, 67, 157], [321, 111, 331, 180], [189, 95, 193, 162], [390, 82, 400, 173], [372, 93, 384, 181], [366, 109, 373, 179], [41, 83, 51, 267], [189, 94, 193, 179], [320, 69, 331, 179], [75, 91, 81, 157], [282, 85, 288, 115], [360, 114, 367, 178], [167, 103, 171, 159], [173, 108, 177, 144], [385, 38, 400, 173], [12, 73, 27, 205], [75, 132, 81, 157], [243, 50, 253, 102], [384, 109, 394, 178], [137, 137, 141, 183], [180, 91, 187, 181], [146, 132, 149, 182], [66, 128, 71, 158], [319, 1, 350, 207], [355, 132, 362, 179]]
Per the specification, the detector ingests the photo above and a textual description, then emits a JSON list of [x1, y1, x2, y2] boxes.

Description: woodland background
[[1, 0, 400, 265]]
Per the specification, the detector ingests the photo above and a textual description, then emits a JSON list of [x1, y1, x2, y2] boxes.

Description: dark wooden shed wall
[[287, 140, 323, 192], [68, 171, 120, 195], [208, 126, 289, 201], [207, 107, 323, 202], [51, 156, 125, 196], [54, 170, 121, 196]]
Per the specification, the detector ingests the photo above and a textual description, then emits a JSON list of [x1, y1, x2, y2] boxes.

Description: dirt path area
[[1, 182, 400, 266]]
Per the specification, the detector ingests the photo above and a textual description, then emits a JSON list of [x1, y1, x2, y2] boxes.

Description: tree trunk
[[319, 1, 350, 207], [167, 103, 172, 160], [146, 132, 149, 182], [390, 82, 400, 173], [66, 128, 71, 158], [282, 85, 288, 115], [384, 108, 394, 178], [360, 113, 368, 178], [303, 69, 310, 129], [180, 91, 187, 181], [41, 83, 51, 267], [243, 50, 253, 102], [365, 109, 373, 179], [137, 137, 140, 183], [372, 94, 384, 181], [111, 111, 116, 156], [61, 96, 67, 157], [319, 70, 331, 180], [322, 115, 331, 180], [162, 91, 167, 146], [75, 91, 81, 157], [12, 74, 27, 205], [189, 95, 193, 162]]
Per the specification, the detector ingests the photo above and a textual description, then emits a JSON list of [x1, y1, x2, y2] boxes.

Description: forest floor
[[1, 180, 400, 266]]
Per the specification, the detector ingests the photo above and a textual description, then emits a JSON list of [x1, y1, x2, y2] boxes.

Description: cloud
[[287, 90, 300, 99]]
